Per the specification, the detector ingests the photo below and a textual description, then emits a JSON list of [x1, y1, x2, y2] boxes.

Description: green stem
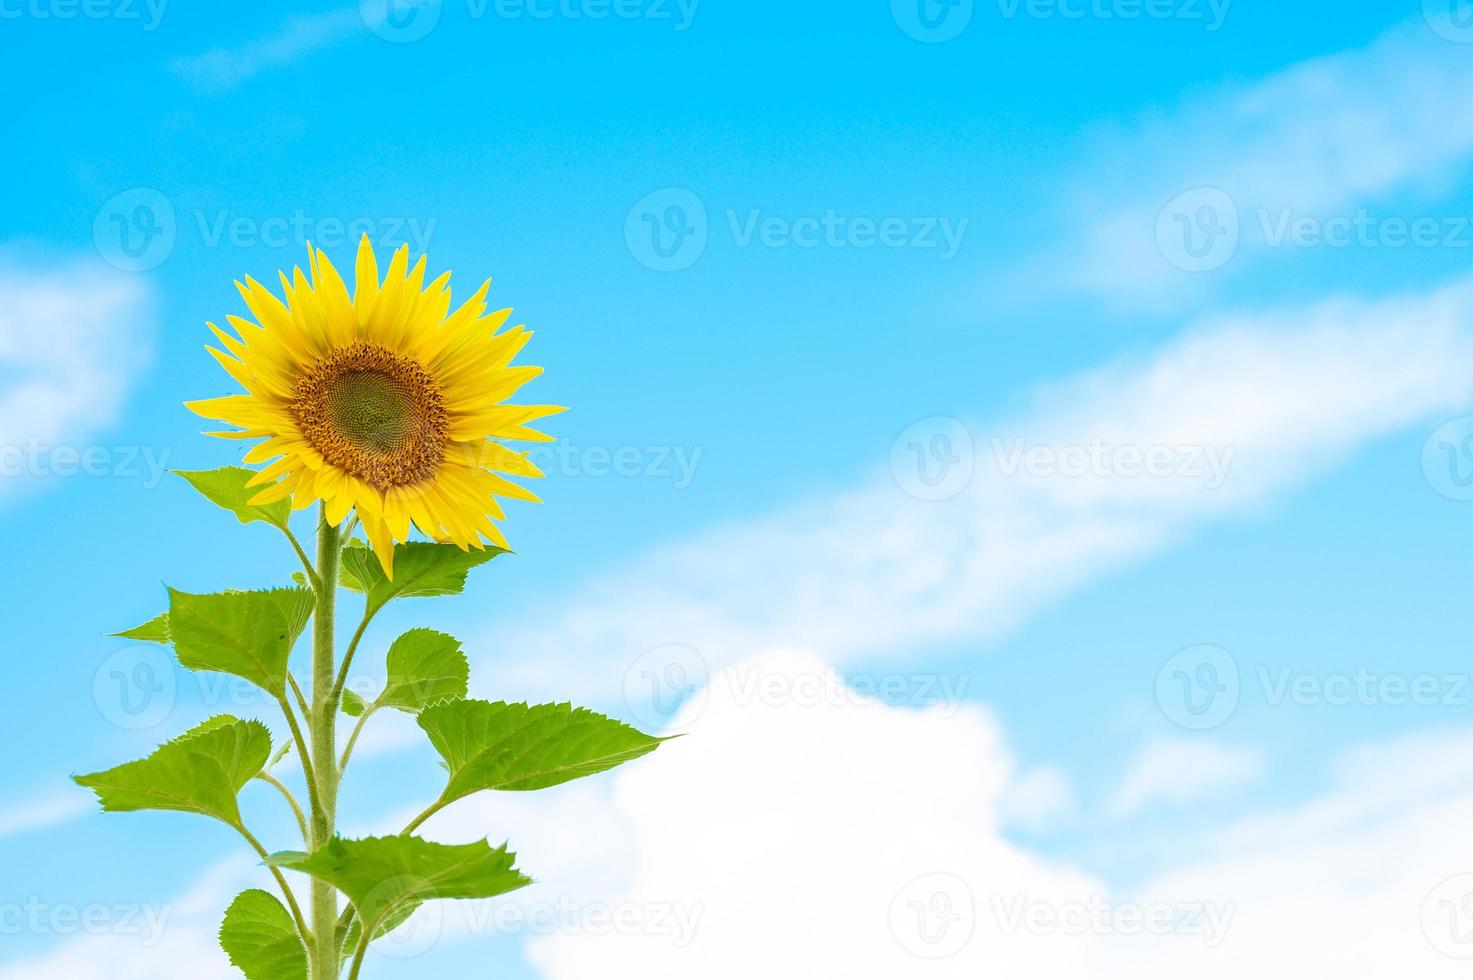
[[255, 771, 310, 844], [338, 704, 377, 774], [235, 822, 310, 944], [309, 509, 342, 980], [346, 930, 370, 980]]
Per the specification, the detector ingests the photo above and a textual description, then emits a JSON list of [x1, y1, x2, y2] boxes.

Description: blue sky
[[5, 1, 1473, 977]]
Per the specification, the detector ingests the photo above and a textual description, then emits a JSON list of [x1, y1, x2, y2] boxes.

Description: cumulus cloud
[[527, 651, 1473, 979]]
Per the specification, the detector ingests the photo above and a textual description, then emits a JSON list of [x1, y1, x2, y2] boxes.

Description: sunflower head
[[188, 236, 563, 577]]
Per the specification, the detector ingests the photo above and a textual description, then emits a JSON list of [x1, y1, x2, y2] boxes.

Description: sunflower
[[187, 236, 562, 577]]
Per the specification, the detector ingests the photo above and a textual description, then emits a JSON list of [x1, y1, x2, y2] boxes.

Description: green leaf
[[177, 467, 292, 530], [167, 588, 314, 697], [378, 629, 469, 714], [219, 890, 306, 980], [340, 540, 505, 613], [113, 612, 170, 644], [341, 690, 369, 718], [339, 901, 422, 960], [74, 716, 271, 827], [418, 700, 664, 804], [268, 739, 293, 769], [268, 835, 530, 940]]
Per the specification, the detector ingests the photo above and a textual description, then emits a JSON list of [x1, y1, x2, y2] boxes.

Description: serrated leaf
[[177, 467, 292, 530], [168, 588, 314, 697], [74, 716, 271, 827], [268, 835, 529, 940], [219, 890, 306, 980], [339, 901, 421, 960], [378, 629, 469, 714], [419, 700, 663, 804], [113, 612, 170, 644], [341, 690, 368, 718], [340, 540, 505, 614]]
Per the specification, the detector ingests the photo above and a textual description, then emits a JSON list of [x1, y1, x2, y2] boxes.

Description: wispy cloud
[[1023, 19, 1473, 310], [0, 256, 152, 504], [1107, 739, 1266, 819], [169, 8, 365, 94], [483, 275, 1473, 710], [0, 787, 91, 840]]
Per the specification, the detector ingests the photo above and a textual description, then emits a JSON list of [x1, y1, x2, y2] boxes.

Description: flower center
[[292, 342, 448, 491]]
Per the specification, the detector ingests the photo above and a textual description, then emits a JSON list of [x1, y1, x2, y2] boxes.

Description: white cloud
[[1000, 765, 1078, 833], [0, 257, 152, 503], [484, 276, 1473, 711], [170, 8, 365, 93], [0, 857, 257, 980], [1036, 19, 1473, 308], [528, 651, 1473, 979], [1106, 740, 1266, 820]]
